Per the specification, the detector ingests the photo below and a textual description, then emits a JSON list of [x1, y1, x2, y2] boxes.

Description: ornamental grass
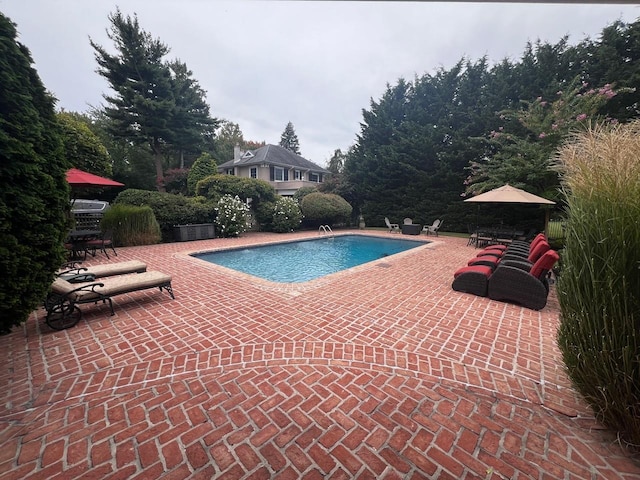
[[555, 120, 640, 447], [101, 204, 161, 246]]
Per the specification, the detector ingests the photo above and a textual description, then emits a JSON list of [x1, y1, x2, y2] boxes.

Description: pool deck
[[1, 229, 639, 479]]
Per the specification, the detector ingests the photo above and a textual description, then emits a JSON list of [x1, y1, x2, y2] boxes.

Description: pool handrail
[[318, 225, 334, 237]]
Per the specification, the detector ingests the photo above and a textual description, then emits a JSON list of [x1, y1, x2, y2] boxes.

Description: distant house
[[217, 144, 330, 196]]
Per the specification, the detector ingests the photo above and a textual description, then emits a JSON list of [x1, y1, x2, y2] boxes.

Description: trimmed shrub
[[300, 192, 352, 228], [215, 195, 250, 237], [187, 152, 217, 195], [272, 197, 303, 233], [114, 189, 216, 241], [293, 186, 317, 203], [0, 14, 71, 333], [196, 174, 277, 229], [255, 200, 276, 232], [101, 204, 161, 246], [196, 174, 276, 204], [555, 120, 640, 446]]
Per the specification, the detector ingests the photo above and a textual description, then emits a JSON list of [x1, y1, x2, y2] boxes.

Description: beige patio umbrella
[[464, 184, 555, 232]]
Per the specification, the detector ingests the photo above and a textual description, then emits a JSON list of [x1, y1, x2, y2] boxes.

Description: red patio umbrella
[[66, 168, 124, 187]]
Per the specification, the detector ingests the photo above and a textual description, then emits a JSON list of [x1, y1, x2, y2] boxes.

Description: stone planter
[[174, 223, 216, 242]]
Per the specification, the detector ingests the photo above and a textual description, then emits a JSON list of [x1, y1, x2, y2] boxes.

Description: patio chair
[[422, 219, 442, 236], [385, 217, 400, 233], [44, 270, 174, 330], [452, 249, 559, 310], [467, 224, 478, 247], [487, 249, 560, 310], [58, 260, 147, 282], [470, 234, 548, 264], [84, 229, 117, 259], [468, 239, 550, 269], [403, 218, 413, 225]]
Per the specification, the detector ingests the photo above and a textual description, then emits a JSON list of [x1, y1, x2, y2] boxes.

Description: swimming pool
[[193, 234, 427, 283]]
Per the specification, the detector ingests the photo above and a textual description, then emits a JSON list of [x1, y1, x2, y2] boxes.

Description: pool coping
[[174, 231, 442, 295]]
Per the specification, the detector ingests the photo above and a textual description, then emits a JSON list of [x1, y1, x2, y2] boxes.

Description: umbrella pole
[[544, 209, 550, 235]]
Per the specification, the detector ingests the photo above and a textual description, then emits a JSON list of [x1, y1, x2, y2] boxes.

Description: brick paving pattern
[[0, 230, 639, 479]]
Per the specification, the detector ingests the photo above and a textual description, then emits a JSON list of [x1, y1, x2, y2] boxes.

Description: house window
[[226, 168, 235, 175], [274, 166, 285, 181], [309, 172, 320, 182], [294, 170, 303, 181], [250, 167, 257, 179]]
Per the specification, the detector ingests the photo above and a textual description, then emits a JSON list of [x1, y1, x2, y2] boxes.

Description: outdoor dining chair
[[84, 229, 117, 259]]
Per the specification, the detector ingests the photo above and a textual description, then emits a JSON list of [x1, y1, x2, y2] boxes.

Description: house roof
[[217, 144, 330, 173]]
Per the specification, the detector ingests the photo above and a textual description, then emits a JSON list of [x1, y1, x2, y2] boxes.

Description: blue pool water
[[193, 234, 427, 283]]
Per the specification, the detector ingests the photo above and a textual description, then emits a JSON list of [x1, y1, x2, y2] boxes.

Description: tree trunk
[[151, 138, 166, 192]]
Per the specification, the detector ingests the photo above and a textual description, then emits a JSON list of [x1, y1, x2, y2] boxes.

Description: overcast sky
[[2, 1, 639, 166]]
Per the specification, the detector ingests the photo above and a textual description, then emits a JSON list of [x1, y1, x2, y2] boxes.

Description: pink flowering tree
[[464, 76, 631, 198]]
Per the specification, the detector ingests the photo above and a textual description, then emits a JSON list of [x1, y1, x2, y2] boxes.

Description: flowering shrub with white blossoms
[[215, 194, 250, 237], [272, 197, 303, 233]]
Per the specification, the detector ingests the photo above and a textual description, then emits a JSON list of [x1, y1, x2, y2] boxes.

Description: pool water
[[193, 234, 427, 283]]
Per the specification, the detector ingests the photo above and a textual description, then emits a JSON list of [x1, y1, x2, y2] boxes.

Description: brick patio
[[1, 230, 639, 479]]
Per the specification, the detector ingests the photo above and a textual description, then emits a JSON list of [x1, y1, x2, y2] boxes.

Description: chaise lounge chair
[[487, 250, 560, 310], [44, 271, 174, 330], [452, 249, 559, 310], [58, 260, 147, 281]]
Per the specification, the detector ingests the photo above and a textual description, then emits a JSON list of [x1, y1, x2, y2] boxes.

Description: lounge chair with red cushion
[[467, 239, 550, 269], [452, 249, 560, 310], [487, 250, 560, 310]]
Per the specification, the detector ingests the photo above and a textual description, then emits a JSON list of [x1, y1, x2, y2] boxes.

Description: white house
[[217, 144, 330, 196]]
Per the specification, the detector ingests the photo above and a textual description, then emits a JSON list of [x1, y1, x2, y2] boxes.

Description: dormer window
[[242, 151, 254, 159]]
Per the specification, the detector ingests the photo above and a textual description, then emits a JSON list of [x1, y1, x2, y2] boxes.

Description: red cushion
[[454, 265, 493, 278], [527, 241, 550, 263], [529, 250, 560, 279], [528, 234, 546, 251], [477, 248, 503, 257], [481, 245, 507, 252], [467, 256, 499, 267]]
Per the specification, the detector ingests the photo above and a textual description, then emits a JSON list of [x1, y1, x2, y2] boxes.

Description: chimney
[[233, 144, 241, 162]]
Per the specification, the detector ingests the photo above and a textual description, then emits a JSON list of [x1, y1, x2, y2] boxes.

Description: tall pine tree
[[91, 9, 217, 190], [91, 9, 174, 189], [279, 121, 301, 154], [168, 59, 218, 168]]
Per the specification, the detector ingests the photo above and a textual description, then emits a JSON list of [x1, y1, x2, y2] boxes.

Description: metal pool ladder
[[318, 225, 334, 237]]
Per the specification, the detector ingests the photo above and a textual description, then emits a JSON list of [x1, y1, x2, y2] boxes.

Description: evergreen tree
[[57, 112, 112, 177], [91, 9, 217, 190], [187, 152, 218, 195], [345, 18, 640, 232], [279, 121, 301, 154], [320, 148, 350, 198], [168, 59, 218, 168], [85, 107, 156, 191], [0, 13, 70, 333]]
